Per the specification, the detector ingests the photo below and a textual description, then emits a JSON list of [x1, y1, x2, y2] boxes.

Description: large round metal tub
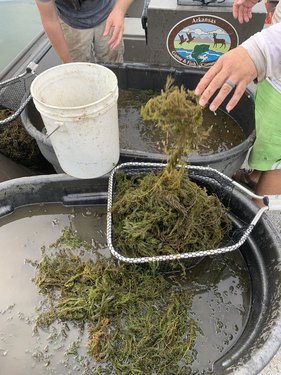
[[21, 63, 255, 176]]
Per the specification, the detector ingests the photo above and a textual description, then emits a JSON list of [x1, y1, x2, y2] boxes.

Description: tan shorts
[[59, 18, 124, 63]]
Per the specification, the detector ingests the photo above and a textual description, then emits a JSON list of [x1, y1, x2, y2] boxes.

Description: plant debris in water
[[30, 78, 233, 374], [111, 77, 232, 258], [0, 108, 53, 172], [32, 229, 197, 375], [118, 87, 245, 155]]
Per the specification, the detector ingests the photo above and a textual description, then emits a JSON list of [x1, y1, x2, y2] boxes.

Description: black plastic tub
[[20, 63, 255, 176], [0, 172, 280, 374]]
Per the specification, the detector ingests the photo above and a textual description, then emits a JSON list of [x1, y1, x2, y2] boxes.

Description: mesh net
[[0, 64, 37, 125], [107, 162, 264, 265], [1, 76, 29, 111]]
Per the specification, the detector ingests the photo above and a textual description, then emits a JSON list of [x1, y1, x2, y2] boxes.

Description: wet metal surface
[[0, 153, 34, 182]]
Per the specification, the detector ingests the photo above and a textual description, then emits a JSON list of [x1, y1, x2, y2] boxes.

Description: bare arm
[[35, 0, 72, 63], [104, 0, 134, 49], [242, 21, 281, 82]]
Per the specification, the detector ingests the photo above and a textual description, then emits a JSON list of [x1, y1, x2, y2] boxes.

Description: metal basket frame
[[0, 62, 38, 126], [106, 162, 274, 264]]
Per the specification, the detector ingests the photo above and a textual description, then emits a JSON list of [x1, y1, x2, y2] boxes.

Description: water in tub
[[0, 203, 251, 374]]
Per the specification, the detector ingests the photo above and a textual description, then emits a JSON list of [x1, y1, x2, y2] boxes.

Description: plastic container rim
[[30, 62, 118, 111]]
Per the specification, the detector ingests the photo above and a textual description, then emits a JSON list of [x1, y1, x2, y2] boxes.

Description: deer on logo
[[213, 33, 226, 48]]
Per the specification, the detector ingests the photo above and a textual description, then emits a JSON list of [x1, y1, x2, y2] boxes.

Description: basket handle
[[264, 195, 281, 211], [0, 62, 38, 88], [0, 95, 32, 126], [0, 62, 38, 125]]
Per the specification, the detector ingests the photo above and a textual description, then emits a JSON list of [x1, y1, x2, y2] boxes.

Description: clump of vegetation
[[111, 77, 232, 259], [32, 230, 197, 374], [50, 227, 91, 250], [0, 108, 52, 172], [112, 170, 231, 258], [140, 76, 207, 169]]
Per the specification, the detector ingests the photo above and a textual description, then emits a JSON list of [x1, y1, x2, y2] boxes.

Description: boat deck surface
[[0, 21, 281, 374]]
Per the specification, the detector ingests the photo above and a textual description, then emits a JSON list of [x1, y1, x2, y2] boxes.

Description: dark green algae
[[32, 228, 198, 375]]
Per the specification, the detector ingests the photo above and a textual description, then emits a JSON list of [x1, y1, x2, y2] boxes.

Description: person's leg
[[59, 18, 94, 62], [233, 168, 261, 189], [92, 19, 124, 63], [249, 170, 262, 185], [255, 170, 281, 196], [253, 170, 281, 207]]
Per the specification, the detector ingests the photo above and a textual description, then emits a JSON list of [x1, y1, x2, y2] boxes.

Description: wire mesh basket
[[107, 162, 280, 264], [0, 62, 38, 126]]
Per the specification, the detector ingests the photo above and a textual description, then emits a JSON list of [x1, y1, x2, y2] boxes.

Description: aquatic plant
[[111, 77, 232, 259], [50, 227, 91, 250], [33, 235, 197, 374], [112, 169, 231, 258], [140, 76, 207, 170], [0, 108, 52, 171]]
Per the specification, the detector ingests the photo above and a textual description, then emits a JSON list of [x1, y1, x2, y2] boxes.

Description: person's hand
[[233, 0, 259, 23], [104, 6, 125, 49], [194, 46, 257, 112]]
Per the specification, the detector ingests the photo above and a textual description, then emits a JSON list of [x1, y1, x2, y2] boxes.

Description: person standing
[[195, 0, 281, 202], [35, 0, 133, 63]]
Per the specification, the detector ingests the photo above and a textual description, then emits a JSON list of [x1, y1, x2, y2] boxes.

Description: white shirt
[[242, 1, 281, 92]]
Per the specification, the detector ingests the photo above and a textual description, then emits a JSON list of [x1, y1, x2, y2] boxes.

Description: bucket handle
[[46, 122, 62, 139]]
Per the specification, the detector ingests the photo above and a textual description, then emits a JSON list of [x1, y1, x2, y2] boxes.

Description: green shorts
[[248, 79, 281, 170]]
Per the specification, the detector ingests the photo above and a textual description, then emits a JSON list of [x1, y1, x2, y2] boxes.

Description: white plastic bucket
[[30, 62, 119, 178]]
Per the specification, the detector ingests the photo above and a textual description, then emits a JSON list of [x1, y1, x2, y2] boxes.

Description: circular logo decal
[[167, 15, 239, 67]]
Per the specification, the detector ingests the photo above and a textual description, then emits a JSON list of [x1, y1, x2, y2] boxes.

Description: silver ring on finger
[[224, 79, 236, 89]]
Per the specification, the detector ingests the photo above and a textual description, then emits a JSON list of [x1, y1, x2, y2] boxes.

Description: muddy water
[[0, 204, 251, 374], [118, 89, 245, 154]]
